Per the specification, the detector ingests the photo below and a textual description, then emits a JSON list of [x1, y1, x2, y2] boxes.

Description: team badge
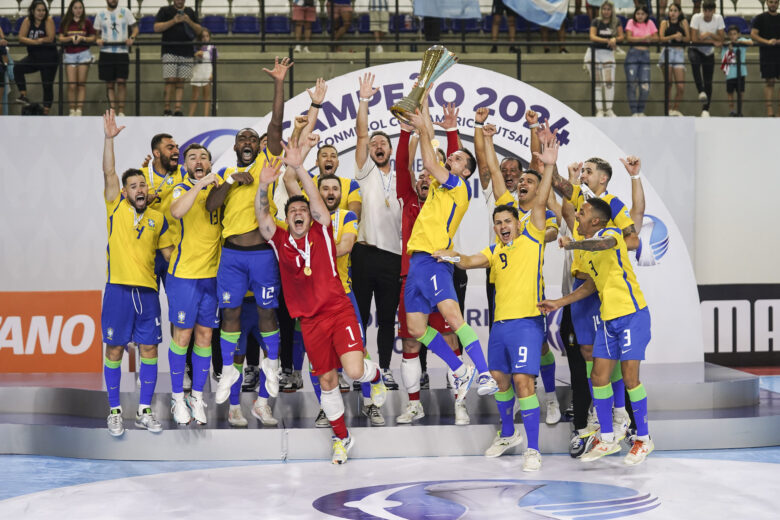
[[177, 311, 186, 324], [172, 188, 182, 199], [148, 219, 156, 228], [222, 292, 231, 304], [106, 328, 114, 340], [167, 177, 174, 185]]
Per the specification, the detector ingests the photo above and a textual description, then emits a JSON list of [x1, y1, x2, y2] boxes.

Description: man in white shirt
[[94, 0, 138, 116], [352, 72, 403, 389], [688, 0, 725, 116]]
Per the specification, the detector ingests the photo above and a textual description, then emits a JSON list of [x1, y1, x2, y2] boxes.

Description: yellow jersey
[[583, 227, 647, 321], [407, 173, 471, 255], [480, 219, 546, 321], [105, 194, 168, 290], [568, 185, 633, 277], [330, 209, 359, 294], [167, 176, 223, 279], [313, 174, 362, 211], [495, 190, 558, 232], [217, 150, 280, 239], [141, 164, 185, 249]]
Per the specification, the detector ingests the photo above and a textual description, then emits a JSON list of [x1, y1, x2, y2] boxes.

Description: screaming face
[[415, 171, 432, 200], [516, 172, 540, 204], [286, 200, 312, 239], [124, 174, 149, 212], [369, 135, 391, 168], [493, 210, 519, 245], [234, 129, 261, 166], [156, 137, 180, 172], [319, 178, 342, 212], [185, 148, 211, 181], [500, 159, 521, 193], [317, 146, 340, 176]]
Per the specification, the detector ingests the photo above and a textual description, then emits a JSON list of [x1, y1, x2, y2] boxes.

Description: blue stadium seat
[[482, 13, 508, 33], [13, 16, 24, 35], [617, 14, 627, 29], [519, 16, 541, 32], [389, 14, 417, 33], [265, 15, 290, 34], [724, 16, 750, 35], [452, 17, 481, 33], [572, 14, 590, 34], [202, 15, 228, 34], [310, 16, 323, 34], [357, 13, 370, 34], [0, 17, 11, 36], [232, 15, 259, 34], [138, 15, 155, 34], [52, 15, 61, 31]]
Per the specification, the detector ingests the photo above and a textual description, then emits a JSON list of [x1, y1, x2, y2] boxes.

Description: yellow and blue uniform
[[214, 151, 281, 310], [314, 174, 362, 211], [568, 185, 634, 346], [495, 190, 558, 234], [481, 219, 547, 375], [405, 173, 472, 313], [165, 176, 222, 330], [586, 227, 651, 361], [141, 164, 185, 281], [101, 194, 168, 346], [330, 209, 365, 343]]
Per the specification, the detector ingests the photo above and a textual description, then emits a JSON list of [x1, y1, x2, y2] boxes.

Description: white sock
[[321, 387, 345, 421], [229, 404, 241, 411], [172, 392, 184, 401], [363, 396, 373, 406], [137, 404, 149, 415], [401, 356, 422, 394], [638, 434, 651, 442], [255, 396, 268, 407], [191, 390, 202, 401], [602, 432, 615, 442], [453, 364, 467, 378]]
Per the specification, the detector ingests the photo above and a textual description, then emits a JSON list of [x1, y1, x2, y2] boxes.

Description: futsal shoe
[[228, 405, 248, 427], [580, 438, 621, 461], [251, 399, 278, 426], [522, 448, 542, 472], [261, 358, 280, 398], [382, 369, 399, 390], [186, 394, 208, 425], [370, 379, 388, 407], [361, 404, 385, 426], [452, 364, 476, 403], [107, 409, 125, 437], [242, 365, 259, 391], [484, 430, 524, 458], [419, 371, 430, 390], [135, 408, 163, 433], [396, 400, 425, 424], [281, 370, 304, 393], [338, 373, 350, 393], [183, 364, 192, 392], [477, 373, 499, 396], [580, 408, 600, 438], [331, 435, 354, 465], [454, 401, 470, 425], [171, 397, 192, 425], [570, 429, 597, 458], [216, 364, 240, 404], [624, 438, 654, 465], [315, 409, 330, 428], [545, 398, 561, 425], [612, 408, 630, 441]]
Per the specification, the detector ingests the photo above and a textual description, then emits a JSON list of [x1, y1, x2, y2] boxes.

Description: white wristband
[[474, 122, 484, 128], [225, 174, 236, 185], [630, 173, 641, 180], [359, 97, 372, 102], [528, 122, 540, 129]]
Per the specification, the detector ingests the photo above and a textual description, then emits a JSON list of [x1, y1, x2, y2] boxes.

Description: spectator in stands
[[721, 24, 752, 117], [154, 0, 202, 116], [624, 4, 657, 116], [0, 24, 8, 114], [59, 0, 96, 117], [489, 0, 518, 53], [189, 28, 215, 117], [329, 0, 354, 50], [541, 18, 569, 54], [292, 0, 316, 53], [659, 2, 689, 116], [94, 0, 137, 118], [14, 0, 58, 114], [370, 0, 389, 53], [588, 0, 623, 117], [751, 0, 780, 117], [689, 0, 724, 117]]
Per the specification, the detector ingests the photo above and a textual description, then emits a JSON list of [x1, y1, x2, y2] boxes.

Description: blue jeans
[[624, 48, 651, 114]]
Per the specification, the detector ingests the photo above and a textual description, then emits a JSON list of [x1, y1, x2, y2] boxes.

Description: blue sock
[[518, 395, 541, 451], [455, 324, 488, 374], [309, 369, 321, 402], [260, 329, 280, 361], [610, 362, 625, 408], [192, 345, 211, 393], [593, 384, 615, 436], [104, 357, 122, 408], [258, 368, 269, 398], [139, 357, 158, 407], [495, 388, 515, 437], [168, 341, 187, 394], [540, 350, 556, 393], [220, 330, 240, 368], [361, 382, 371, 399], [229, 363, 243, 406], [418, 327, 462, 372], [292, 329, 305, 371], [628, 384, 649, 437]]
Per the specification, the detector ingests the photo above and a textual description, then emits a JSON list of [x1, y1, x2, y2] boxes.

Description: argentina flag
[[504, 0, 569, 29], [413, 0, 481, 19]]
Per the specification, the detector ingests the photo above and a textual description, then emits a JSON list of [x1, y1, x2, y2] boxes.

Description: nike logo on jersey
[[347, 342, 359, 349], [434, 289, 443, 296], [515, 363, 526, 369], [261, 299, 273, 306]]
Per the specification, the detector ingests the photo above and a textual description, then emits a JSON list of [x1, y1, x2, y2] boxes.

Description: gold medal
[[385, 198, 390, 208], [304, 266, 312, 276]]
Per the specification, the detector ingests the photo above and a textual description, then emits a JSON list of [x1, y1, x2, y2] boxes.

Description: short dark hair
[[702, 0, 716, 10], [121, 168, 145, 187], [459, 148, 477, 177], [522, 168, 542, 181], [587, 198, 612, 225], [369, 131, 393, 150], [585, 157, 613, 181], [727, 24, 740, 33], [183, 143, 212, 161], [493, 204, 519, 220], [500, 157, 522, 171], [317, 145, 338, 159], [151, 133, 173, 151], [284, 195, 310, 215], [317, 174, 340, 189]]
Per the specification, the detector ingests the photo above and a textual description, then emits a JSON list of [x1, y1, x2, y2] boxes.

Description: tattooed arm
[[254, 159, 283, 241], [560, 235, 618, 251]]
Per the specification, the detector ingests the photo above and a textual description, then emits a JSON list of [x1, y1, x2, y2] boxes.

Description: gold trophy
[[391, 45, 458, 124]]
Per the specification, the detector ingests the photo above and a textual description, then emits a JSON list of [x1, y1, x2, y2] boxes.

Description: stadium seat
[[52, 15, 61, 31], [357, 13, 370, 34], [0, 17, 11, 36], [138, 15, 156, 34], [202, 15, 228, 34], [617, 14, 627, 29], [572, 14, 590, 34], [13, 16, 24, 35], [232, 15, 260, 34], [310, 16, 323, 34], [482, 13, 508, 33], [265, 15, 290, 35], [724, 16, 750, 35], [452, 17, 481, 33], [389, 14, 418, 33], [232, 0, 261, 16]]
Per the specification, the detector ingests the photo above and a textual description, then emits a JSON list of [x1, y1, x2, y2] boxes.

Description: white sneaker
[[293, 44, 302, 53], [581, 407, 600, 438], [315, 409, 330, 428], [361, 403, 385, 426], [669, 109, 683, 116], [454, 401, 470, 425], [477, 373, 499, 396], [302, 46, 311, 53], [596, 109, 605, 117], [186, 393, 207, 425], [522, 448, 542, 472], [396, 400, 425, 424], [216, 363, 240, 404], [637, 112, 646, 117], [631, 112, 641, 117], [117, 112, 125, 117], [135, 408, 163, 433], [331, 435, 354, 465], [171, 397, 191, 425], [251, 398, 278, 426], [701, 109, 710, 117], [375, 44, 383, 53], [484, 429, 523, 458], [581, 437, 621, 461], [545, 398, 561, 425], [74, 108, 82, 116], [698, 91, 707, 101], [606, 109, 617, 117], [68, 108, 76, 116], [261, 358, 280, 398], [612, 408, 630, 441], [452, 364, 476, 403], [370, 379, 388, 407], [228, 405, 248, 427], [107, 409, 124, 437], [624, 438, 654, 465]]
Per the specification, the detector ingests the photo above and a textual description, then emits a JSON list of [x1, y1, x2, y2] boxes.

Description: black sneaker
[[419, 371, 430, 390], [163, 109, 173, 116], [173, 110, 183, 116], [16, 95, 30, 105], [352, 380, 362, 391], [508, 45, 517, 53], [242, 365, 259, 391], [489, 45, 498, 54], [381, 369, 399, 390], [569, 429, 596, 458]]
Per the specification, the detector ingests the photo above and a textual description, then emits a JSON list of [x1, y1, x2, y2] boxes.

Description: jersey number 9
[[499, 253, 508, 269]]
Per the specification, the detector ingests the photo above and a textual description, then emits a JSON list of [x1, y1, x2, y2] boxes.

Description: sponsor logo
[[313, 479, 660, 519], [635, 214, 669, 267]]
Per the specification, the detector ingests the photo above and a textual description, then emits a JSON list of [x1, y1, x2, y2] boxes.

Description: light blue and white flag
[[413, 0, 481, 20], [504, 0, 569, 30]]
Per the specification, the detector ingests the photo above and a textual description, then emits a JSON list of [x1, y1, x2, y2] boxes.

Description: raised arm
[[102, 110, 123, 202], [262, 57, 293, 157], [433, 103, 462, 153], [473, 107, 491, 191], [254, 159, 284, 241], [289, 115, 308, 148], [538, 120, 574, 200], [526, 110, 545, 173], [482, 124, 506, 200], [282, 137, 330, 227], [407, 109, 449, 185], [170, 173, 219, 219], [530, 129, 559, 232], [396, 122, 416, 201], [300, 78, 327, 144], [355, 73, 378, 170], [620, 156, 645, 232]]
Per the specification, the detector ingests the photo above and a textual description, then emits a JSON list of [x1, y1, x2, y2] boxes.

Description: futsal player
[[165, 143, 221, 425], [538, 197, 653, 465], [100, 109, 171, 436]]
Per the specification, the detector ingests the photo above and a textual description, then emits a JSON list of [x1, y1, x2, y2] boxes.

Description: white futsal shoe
[[261, 358, 280, 398], [216, 363, 240, 404], [612, 408, 630, 441], [545, 398, 561, 425], [624, 438, 654, 465], [581, 437, 621, 461], [107, 409, 124, 437], [251, 398, 278, 426], [186, 393, 207, 425], [228, 405, 248, 427], [171, 396, 191, 425], [452, 364, 477, 403], [484, 430, 523, 458], [331, 436, 354, 464], [522, 448, 542, 472], [454, 401, 470, 425], [315, 409, 330, 428], [396, 400, 425, 424], [135, 408, 163, 433], [477, 373, 499, 396], [361, 404, 385, 426]]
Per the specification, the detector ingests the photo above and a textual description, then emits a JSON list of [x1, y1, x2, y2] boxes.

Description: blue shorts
[[593, 307, 651, 361], [101, 283, 162, 346], [166, 275, 219, 330], [488, 316, 546, 375], [404, 252, 457, 314], [217, 246, 280, 309], [570, 277, 601, 346], [236, 297, 261, 356], [155, 251, 169, 288]]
